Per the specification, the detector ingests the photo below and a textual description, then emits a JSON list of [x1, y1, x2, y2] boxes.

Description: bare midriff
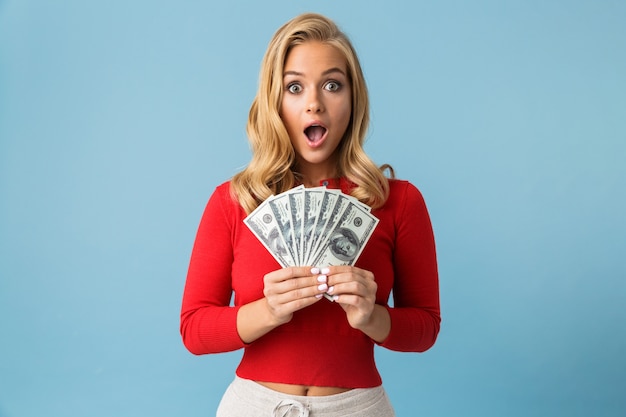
[[256, 381, 352, 396]]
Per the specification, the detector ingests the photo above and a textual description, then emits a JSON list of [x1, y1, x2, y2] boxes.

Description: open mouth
[[304, 125, 327, 143]]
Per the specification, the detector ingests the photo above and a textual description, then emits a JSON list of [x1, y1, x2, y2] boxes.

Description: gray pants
[[216, 376, 395, 417]]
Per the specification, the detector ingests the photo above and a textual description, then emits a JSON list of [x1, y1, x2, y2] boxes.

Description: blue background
[[1, 1, 625, 416]]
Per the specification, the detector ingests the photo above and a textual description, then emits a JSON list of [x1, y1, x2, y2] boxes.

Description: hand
[[323, 266, 378, 330], [263, 266, 327, 326]]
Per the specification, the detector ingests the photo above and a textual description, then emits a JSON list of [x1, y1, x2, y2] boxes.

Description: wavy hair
[[231, 13, 391, 214]]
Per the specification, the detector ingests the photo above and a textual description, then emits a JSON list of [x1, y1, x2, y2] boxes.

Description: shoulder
[[196, 180, 248, 231], [212, 180, 231, 195], [205, 180, 240, 213], [387, 178, 425, 200], [382, 178, 429, 214]]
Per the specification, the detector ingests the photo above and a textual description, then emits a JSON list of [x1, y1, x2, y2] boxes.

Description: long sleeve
[[379, 182, 441, 352], [180, 185, 246, 354]]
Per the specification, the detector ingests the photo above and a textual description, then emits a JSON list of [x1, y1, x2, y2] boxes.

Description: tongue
[[305, 126, 326, 142]]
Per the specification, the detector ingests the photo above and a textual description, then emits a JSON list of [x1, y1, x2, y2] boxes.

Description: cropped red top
[[180, 178, 440, 388]]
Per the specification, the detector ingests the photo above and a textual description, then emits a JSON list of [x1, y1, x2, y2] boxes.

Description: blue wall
[[1, 1, 624, 416]]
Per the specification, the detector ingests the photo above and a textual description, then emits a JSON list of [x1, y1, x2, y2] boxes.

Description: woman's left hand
[[322, 265, 391, 343], [322, 266, 378, 329]]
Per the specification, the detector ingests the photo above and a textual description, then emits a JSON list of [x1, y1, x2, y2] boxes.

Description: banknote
[[307, 192, 351, 265], [244, 186, 379, 277], [302, 187, 326, 265], [244, 198, 296, 267], [267, 192, 298, 266], [310, 198, 379, 267], [305, 189, 339, 265], [287, 186, 305, 265]]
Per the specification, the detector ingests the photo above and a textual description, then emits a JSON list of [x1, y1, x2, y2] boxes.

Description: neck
[[294, 161, 338, 188], [297, 171, 338, 188]]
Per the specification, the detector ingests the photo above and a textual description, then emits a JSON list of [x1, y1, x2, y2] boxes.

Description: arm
[[322, 266, 392, 343], [179, 187, 244, 354], [318, 183, 440, 350], [237, 266, 327, 343], [180, 186, 328, 354], [354, 303, 391, 343], [381, 182, 441, 352]]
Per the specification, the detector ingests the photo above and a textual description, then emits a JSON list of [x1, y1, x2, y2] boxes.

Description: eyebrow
[[283, 67, 347, 78]]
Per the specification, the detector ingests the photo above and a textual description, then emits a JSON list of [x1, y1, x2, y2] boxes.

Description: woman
[[180, 12, 440, 416]]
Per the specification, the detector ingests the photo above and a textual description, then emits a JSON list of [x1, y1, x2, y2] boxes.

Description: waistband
[[229, 376, 387, 416]]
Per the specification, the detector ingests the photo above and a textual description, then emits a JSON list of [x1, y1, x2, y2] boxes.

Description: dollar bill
[[301, 187, 326, 265], [244, 198, 295, 267], [244, 186, 379, 278], [307, 191, 352, 265], [305, 190, 340, 265], [267, 193, 298, 266], [310, 199, 379, 267], [287, 186, 305, 265]]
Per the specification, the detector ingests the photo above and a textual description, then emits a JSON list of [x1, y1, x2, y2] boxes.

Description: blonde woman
[[180, 13, 440, 416]]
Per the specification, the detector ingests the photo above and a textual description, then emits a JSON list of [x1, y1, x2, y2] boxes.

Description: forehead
[[283, 41, 347, 74]]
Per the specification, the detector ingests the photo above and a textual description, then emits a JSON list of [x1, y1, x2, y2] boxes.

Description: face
[[335, 238, 354, 256], [280, 41, 352, 184]]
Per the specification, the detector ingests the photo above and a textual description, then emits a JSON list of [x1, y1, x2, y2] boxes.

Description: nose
[[306, 90, 324, 113]]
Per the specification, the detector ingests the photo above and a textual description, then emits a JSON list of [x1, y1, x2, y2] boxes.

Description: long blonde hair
[[231, 13, 391, 214]]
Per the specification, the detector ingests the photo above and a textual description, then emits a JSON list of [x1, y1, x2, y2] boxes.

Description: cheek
[[279, 96, 290, 120], [336, 93, 352, 123], [338, 102, 352, 130], [278, 111, 293, 134], [278, 102, 286, 122]]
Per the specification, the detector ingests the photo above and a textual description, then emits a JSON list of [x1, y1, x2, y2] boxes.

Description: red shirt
[[180, 178, 440, 388]]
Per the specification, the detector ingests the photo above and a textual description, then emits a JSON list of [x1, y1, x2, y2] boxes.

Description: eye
[[287, 83, 302, 94], [324, 81, 342, 92]]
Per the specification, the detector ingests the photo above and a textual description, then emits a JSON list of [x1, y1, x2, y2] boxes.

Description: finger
[[273, 293, 324, 315], [326, 271, 373, 291], [264, 266, 318, 283], [265, 275, 329, 302], [330, 293, 362, 306], [270, 274, 328, 296], [263, 267, 321, 294], [320, 265, 369, 277], [264, 290, 323, 324], [266, 285, 324, 316], [327, 277, 377, 299]]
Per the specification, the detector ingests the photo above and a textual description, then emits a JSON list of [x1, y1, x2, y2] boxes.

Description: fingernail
[[327, 286, 334, 294], [321, 267, 330, 274], [311, 267, 320, 274], [315, 294, 323, 299], [332, 295, 339, 302], [317, 283, 328, 291], [317, 275, 327, 283]]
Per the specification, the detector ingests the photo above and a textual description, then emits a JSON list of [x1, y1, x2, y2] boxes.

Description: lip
[[303, 120, 328, 148]]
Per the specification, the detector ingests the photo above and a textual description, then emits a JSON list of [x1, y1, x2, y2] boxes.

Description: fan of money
[[244, 185, 379, 270]]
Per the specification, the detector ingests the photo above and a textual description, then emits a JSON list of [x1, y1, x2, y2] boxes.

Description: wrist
[[262, 296, 292, 327], [237, 298, 285, 344], [358, 304, 391, 343]]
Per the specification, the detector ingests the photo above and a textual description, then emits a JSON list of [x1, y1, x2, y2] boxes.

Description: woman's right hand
[[237, 266, 326, 344], [263, 266, 327, 325]]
